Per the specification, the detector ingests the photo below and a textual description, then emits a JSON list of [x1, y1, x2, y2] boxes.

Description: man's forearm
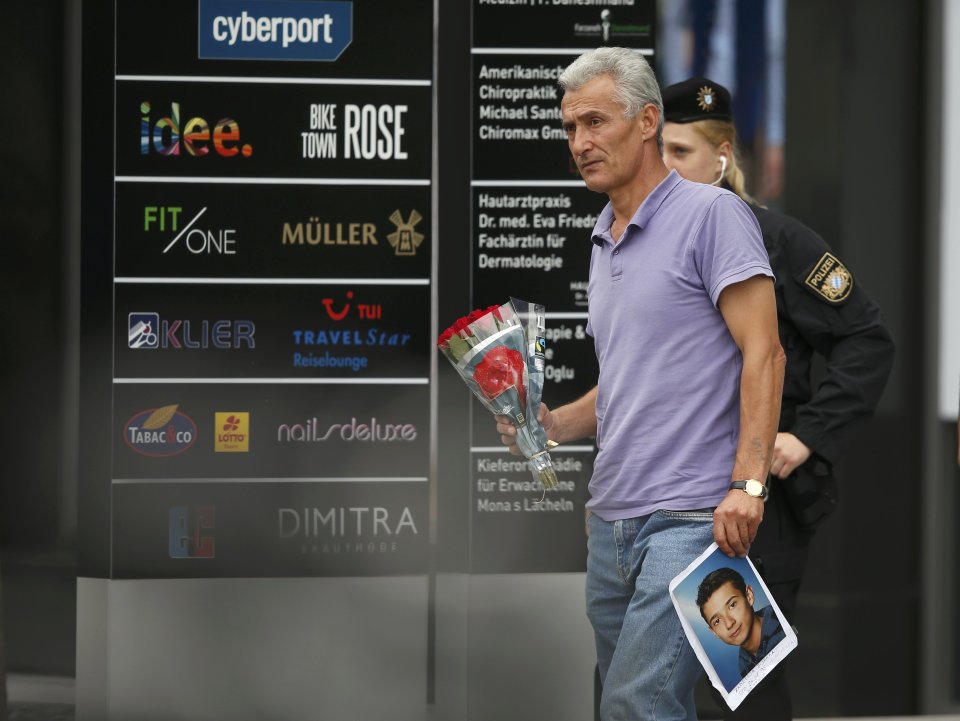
[[551, 386, 599, 445], [731, 348, 785, 482]]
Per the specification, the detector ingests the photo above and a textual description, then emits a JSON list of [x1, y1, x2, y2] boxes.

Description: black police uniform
[[728, 203, 894, 721]]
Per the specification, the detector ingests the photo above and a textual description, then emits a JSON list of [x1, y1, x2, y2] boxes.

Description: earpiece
[[712, 155, 728, 186]]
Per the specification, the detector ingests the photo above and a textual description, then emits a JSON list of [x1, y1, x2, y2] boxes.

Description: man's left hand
[[713, 490, 765, 557], [769, 432, 812, 479]]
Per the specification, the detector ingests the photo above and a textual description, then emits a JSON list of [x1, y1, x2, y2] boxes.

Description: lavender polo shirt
[[585, 170, 773, 521]]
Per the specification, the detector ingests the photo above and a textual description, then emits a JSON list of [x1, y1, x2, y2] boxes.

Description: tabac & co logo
[[124, 404, 198, 457]]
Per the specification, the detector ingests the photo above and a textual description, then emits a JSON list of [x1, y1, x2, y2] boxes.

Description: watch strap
[[730, 479, 769, 499]]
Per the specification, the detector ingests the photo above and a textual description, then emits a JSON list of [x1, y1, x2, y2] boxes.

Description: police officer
[[659, 77, 895, 720]]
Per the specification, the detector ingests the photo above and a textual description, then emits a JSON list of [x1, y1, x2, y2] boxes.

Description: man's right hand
[[495, 403, 553, 455]]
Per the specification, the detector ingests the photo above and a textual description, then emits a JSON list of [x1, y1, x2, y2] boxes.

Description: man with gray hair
[[497, 47, 785, 719]]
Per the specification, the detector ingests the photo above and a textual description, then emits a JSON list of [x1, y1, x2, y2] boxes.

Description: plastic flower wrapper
[[438, 299, 558, 491]]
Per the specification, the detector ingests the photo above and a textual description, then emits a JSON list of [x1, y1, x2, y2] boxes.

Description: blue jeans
[[586, 509, 715, 721]]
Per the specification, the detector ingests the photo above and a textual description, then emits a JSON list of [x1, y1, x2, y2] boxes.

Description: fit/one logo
[[169, 506, 216, 558], [144, 206, 237, 256], [215, 412, 249, 452], [140, 102, 252, 157]]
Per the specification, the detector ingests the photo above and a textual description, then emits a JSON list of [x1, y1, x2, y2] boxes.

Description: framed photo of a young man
[[669, 543, 798, 711]]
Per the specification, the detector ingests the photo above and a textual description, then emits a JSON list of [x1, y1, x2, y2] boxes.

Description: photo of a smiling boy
[[696, 567, 786, 678]]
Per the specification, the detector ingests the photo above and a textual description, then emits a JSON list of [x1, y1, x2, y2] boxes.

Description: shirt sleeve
[[691, 193, 774, 307], [776, 222, 895, 462]]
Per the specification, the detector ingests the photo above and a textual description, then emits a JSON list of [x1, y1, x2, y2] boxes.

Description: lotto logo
[[215, 412, 250, 452]]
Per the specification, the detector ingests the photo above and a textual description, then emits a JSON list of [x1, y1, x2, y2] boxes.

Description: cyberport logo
[[144, 206, 237, 256], [124, 404, 197, 457], [140, 101, 252, 157], [215, 412, 250, 452], [198, 0, 353, 62], [128, 313, 255, 350], [169, 506, 215, 559]]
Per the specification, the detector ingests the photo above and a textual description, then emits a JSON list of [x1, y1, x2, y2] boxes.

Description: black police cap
[[662, 77, 732, 123]]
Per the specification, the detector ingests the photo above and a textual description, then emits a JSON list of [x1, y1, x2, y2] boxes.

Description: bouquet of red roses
[[438, 299, 558, 490]]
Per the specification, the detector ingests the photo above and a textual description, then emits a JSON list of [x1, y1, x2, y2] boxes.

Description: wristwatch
[[730, 479, 768, 500]]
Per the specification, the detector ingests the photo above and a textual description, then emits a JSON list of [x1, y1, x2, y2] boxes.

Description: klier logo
[[387, 210, 425, 256], [215, 412, 250, 452], [140, 101, 252, 157], [127, 313, 255, 350], [144, 207, 237, 255], [169, 506, 216, 558]]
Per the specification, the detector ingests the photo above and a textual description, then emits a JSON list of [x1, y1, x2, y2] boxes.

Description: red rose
[[451, 313, 473, 336], [438, 326, 455, 347], [472, 345, 526, 408]]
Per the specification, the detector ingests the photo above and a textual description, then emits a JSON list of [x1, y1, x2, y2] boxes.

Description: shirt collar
[[590, 169, 685, 246]]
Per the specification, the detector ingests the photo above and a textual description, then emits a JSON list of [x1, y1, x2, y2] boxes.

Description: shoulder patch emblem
[[804, 252, 853, 303]]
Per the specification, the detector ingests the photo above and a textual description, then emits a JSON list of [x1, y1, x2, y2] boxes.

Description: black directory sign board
[[115, 283, 429, 379], [120, 82, 431, 180], [98, 0, 434, 579], [112, 480, 428, 578], [113, 383, 429, 480], [468, 0, 654, 573], [115, 183, 430, 279]]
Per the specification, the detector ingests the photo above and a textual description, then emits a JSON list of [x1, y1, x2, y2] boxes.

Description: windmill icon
[[387, 209, 425, 256]]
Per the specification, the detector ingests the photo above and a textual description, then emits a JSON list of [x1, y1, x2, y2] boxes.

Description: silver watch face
[[744, 479, 765, 497]]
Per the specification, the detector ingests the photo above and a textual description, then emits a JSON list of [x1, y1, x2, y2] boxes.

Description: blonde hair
[[687, 120, 758, 206]]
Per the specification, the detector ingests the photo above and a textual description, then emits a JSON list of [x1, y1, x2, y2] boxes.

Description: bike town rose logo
[[124, 404, 198, 457]]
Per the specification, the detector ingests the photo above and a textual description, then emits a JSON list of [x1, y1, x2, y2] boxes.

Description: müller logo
[[277, 417, 416, 442]]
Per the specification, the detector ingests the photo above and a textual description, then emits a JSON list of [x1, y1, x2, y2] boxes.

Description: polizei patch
[[804, 252, 853, 303]]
